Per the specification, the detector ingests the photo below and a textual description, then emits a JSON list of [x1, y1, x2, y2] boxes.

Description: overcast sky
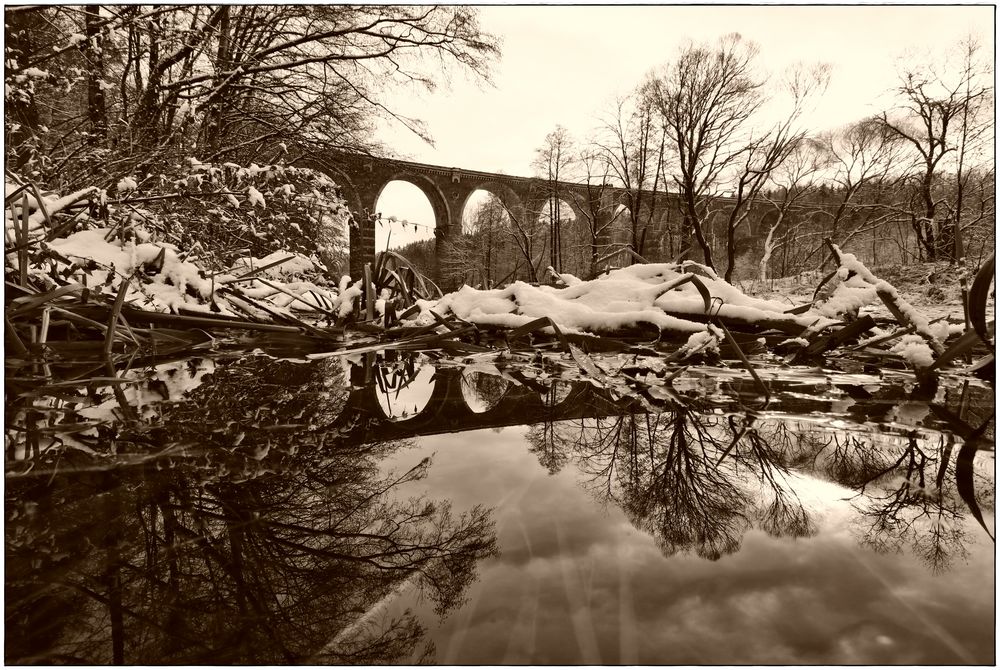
[[372, 4, 993, 249]]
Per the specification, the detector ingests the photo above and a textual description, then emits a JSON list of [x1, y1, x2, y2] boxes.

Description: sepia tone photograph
[[4, 3, 995, 665]]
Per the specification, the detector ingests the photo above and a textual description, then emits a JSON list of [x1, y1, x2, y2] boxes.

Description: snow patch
[[246, 185, 266, 209], [890, 334, 935, 369], [680, 329, 721, 357], [230, 251, 317, 279], [407, 263, 836, 335], [116, 176, 138, 193]]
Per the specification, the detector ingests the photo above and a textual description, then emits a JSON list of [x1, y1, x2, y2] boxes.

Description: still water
[[5, 349, 995, 664]]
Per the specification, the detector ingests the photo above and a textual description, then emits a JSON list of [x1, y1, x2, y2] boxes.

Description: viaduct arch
[[299, 149, 686, 284]]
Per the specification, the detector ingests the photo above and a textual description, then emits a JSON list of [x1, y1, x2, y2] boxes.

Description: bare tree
[[758, 137, 826, 282], [876, 38, 993, 261], [563, 148, 630, 278], [532, 126, 576, 273], [713, 63, 829, 281], [497, 187, 550, 284], [593, 86, 667, 259], [441, 193, 510, 287], [650, 33, 765, 270], [816, 117, 906, 243], [948, 38, 995, 275], [770, 117, 908, 275], [650, 47, 829, 281]]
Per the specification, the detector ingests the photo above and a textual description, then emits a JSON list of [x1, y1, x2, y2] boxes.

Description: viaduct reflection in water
[[5, 351, 994, 664], [341, 353, 992, 570]]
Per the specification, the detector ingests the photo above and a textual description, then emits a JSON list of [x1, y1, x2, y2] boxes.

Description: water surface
[[5, 350, 994, 664]]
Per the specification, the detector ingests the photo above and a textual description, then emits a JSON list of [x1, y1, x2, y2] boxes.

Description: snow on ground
[[752, 260, 984, 326]]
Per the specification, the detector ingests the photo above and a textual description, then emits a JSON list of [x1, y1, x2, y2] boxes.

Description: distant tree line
[[428, 33, 993, 288]]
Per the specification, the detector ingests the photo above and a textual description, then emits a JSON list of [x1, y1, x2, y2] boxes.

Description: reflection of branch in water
[[373, 355, 419, 395], [314, 610, 435, 665], [853, 436, 975, 575], [739, 423, 817, 540], [822, 434, 896, 489], [5, 355, 499, 665]]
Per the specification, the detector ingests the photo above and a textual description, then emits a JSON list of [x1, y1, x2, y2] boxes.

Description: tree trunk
[[689, 209, 715, 269], [205, 5, 231, 153], [758, 211, 785, 283], [84, 6, 107, 142], [5, 8, 45, 168], [724, 218, 737, 283]]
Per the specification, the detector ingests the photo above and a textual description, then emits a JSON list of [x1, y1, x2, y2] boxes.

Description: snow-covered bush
[[110, 159, 352, 278], [6, 159, 352, 280], [4, 158, 360, 326]]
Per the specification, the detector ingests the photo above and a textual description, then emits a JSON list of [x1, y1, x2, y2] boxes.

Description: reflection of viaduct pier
[[300, 150, 690, 279]]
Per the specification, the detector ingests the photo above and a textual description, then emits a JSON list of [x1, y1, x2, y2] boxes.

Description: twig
[[104, 277, 132, 357], [219, 254, 299, 284]]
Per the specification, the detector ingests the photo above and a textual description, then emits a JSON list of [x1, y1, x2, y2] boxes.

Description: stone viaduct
[[301, 149, 690, 280]]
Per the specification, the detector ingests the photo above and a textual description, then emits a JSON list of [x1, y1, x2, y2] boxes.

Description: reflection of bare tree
[[623, 411, 750, 560], [525, 420, 572, 475], [850, 436, 977, 574], [821, 433, 895, 488], [523, 381, 583, 474], [6, 355, 498, 664], [738, 420, 818, 540], [532, 406, 817, 561]]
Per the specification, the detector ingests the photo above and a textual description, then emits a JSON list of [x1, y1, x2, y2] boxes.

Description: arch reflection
[[375, 362, 436, 422], [460, 371, 510, 414]]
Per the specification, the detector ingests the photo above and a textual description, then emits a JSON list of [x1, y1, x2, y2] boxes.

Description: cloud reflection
[[393, 426, 994, 665]]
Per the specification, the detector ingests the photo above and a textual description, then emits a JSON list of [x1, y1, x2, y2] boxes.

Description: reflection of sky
[[374, 364, 436, 421], [379, 427, 995, 665], [459, 372, 508, 414]]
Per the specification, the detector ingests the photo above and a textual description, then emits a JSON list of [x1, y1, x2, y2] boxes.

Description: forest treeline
[[415, 34, 993, 287], [4, 7, 993, 287]]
